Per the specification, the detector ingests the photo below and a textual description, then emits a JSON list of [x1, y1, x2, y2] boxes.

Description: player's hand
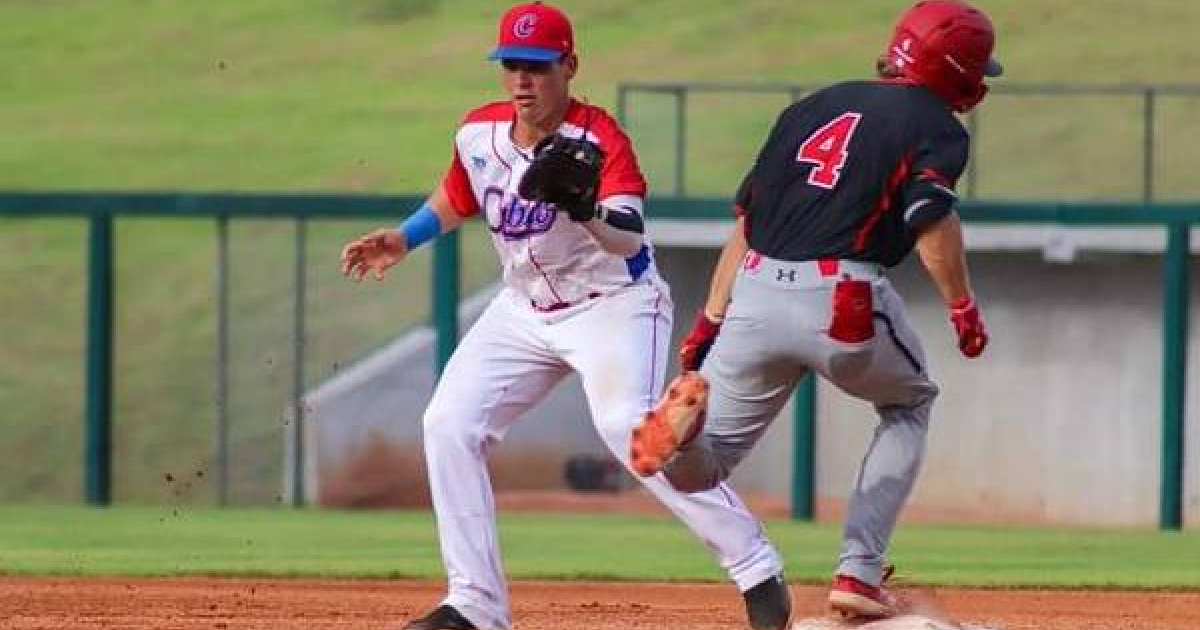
[[680, 310, 723, 372], [340, 228, 407, 281], [949, 296, 988, 358]]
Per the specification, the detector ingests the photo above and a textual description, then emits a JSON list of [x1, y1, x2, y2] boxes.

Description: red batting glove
[[949, 296, 988, 358], [679, 310, 722, 372]]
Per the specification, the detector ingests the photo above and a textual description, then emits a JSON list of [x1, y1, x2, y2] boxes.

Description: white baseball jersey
[[419, 98, 784, 630], [440, 98, 654, 310]]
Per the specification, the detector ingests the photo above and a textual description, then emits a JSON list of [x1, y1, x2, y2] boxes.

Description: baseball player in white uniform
[[340, 3, 789, 630]]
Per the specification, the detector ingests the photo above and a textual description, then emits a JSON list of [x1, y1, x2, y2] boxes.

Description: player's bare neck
[[511, 121, 550, 151], [511, 99, 571, 150]]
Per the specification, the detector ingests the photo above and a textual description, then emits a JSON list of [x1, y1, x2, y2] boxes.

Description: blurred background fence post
[[433, 231, 460, 376], [84, 211, 113, 506], [791, 374, 816, 521], [1161, 222, 1190, 530], [288, 218, 309, 507], [215, 213, 230, 507]]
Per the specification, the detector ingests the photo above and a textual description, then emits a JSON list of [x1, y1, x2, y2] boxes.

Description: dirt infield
[[2, 577, 1198, 630]]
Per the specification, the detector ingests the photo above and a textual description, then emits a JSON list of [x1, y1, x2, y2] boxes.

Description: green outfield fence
[[0, 193, 449, 509], [0, 193, 1192, 529]]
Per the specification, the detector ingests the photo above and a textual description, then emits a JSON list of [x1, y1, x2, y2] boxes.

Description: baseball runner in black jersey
[[631, 0, 999, 621]]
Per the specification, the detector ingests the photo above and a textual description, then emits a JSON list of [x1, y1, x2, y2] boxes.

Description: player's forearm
[[428, 185, 466, 233], [393, 187, 465, 253], [583, 218, 643, 256], [582, 198, 645, 257], [915, 213, 973, 305], [703, 217, 750, 320]]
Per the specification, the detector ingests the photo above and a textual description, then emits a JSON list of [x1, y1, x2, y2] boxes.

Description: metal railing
[[0, 192, 457, 507], [616, 82, 1200, 201], [0, 193, 1192, 530]]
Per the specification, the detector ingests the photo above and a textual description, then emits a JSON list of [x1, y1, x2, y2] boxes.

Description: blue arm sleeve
[[399, 201, 442, 251]]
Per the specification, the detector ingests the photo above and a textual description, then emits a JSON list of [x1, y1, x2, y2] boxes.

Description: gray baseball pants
[[663, 253, 939, 586]]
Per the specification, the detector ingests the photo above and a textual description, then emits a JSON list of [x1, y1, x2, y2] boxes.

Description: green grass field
[[1, 506, 1197, 587], [3, 0, 1200, 192], [3, 0, 1200, 503]]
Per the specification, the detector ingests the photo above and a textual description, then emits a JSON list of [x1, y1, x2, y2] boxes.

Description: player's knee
[[592, 408, 642, 454], [906, 381, 939, 412], [422, 404, 486, 455]]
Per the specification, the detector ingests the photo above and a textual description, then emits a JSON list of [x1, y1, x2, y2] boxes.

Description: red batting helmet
[[883, 0, 1002, 112]]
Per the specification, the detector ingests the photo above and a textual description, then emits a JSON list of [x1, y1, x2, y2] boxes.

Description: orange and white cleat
[[631, 372, 709, 477]]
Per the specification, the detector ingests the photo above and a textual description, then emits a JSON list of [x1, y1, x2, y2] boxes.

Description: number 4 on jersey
[[796, 112, 862, 189]]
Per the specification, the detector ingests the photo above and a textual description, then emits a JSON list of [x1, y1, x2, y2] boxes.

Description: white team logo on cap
[[514, 13, 537, 38], [892, 37, 915, 67]]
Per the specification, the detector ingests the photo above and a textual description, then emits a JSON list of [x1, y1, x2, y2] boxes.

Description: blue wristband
[[399, 201, 442, 251]]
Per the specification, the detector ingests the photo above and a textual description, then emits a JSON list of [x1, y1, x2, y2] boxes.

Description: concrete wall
[[301, 285, 619, 507], [657, 245, 1200, 527]]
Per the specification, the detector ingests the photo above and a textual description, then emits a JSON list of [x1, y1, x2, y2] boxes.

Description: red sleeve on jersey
[[441, 146, 479, 217], [599, 134, 647, 199], [574, 104, 648, 201], [437, 101, 513, 217]]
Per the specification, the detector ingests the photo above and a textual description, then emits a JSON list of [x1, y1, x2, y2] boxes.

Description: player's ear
[[562, 53, 579, 80]]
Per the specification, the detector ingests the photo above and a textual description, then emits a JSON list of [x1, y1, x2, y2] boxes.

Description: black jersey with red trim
[[735, 80, 969, 267]]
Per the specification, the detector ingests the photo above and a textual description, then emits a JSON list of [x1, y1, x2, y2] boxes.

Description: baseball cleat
[[402, 604, 477, 630], [631, 372, 709, 477], [828, 572, 898, 621], [743, 574, 792, 630]]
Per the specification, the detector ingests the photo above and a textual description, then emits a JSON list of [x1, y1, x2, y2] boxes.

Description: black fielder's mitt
[[518, 133, 605, 222]]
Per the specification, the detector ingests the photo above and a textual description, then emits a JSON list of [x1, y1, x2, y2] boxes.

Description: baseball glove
[[518, 133, 605, 222]]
